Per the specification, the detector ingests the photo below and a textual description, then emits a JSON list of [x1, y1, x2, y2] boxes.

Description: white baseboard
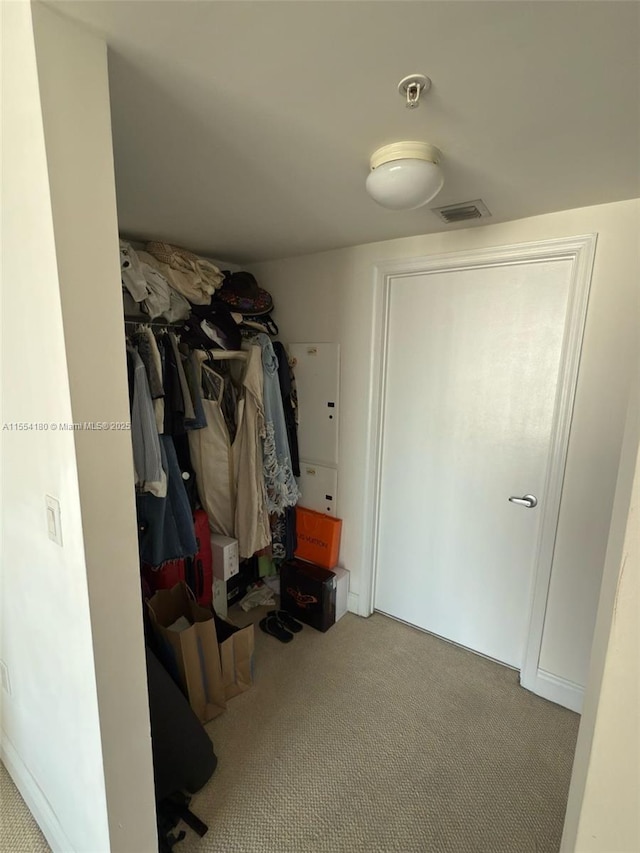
[[520, 668, 584, 713], [347, 591, 360, 615], [1, 733, 75, 853]]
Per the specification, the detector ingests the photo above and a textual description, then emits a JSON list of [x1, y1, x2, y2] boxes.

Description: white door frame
[[360, 234, 597, 712]]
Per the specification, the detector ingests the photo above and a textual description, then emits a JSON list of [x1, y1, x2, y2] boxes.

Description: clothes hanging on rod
[[122, 240, 301, 576], [273, 341, 300, 479], [132, 327, 164, 400], [239, 315, 279, 337], [136, 435, 198, 566], [200, 361, 239, 443], [251, 333, 301, 516], [270, 505, 298, 565], [208, 349, 247, 362], [187, 347, 271, 559], [168, 334, 195, 422], [128, 326, 165, 434], [127, 342, 167, 498], [181, 347, 208, 431], [126, 323, 206, 568]]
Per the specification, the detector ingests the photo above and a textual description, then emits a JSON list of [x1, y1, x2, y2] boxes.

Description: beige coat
[[189, 346, 271, 558]]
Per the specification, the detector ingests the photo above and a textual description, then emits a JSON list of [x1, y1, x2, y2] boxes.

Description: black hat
[[214, 272, 274, 316]]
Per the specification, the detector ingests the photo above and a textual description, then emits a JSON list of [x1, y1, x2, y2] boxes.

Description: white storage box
[[333, 566, 349, 621], [212, 578, 228, 618], [211, 535, 239, 581]]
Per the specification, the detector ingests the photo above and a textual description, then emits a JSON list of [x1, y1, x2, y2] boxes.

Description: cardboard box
[[295, 507, 342, 569], [211, 534, 239, 581], [280, 558, 336, 632], [333, 566, 349, 622]]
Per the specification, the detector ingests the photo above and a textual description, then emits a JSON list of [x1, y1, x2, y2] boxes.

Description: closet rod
[[124, 317, 184, 330]]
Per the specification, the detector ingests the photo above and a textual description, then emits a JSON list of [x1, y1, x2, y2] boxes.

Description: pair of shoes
[[259, 610, 303, 644]]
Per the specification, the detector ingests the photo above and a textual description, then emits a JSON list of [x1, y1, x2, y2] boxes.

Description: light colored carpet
[[0, 761, 51, 852], [178, 610, 579, 853], [1, 611, 580, 853]]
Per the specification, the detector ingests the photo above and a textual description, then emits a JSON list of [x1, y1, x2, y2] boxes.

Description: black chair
[[145, 646, 218, 850]]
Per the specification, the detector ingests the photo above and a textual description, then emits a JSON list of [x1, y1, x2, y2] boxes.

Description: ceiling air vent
[[432, 199, 491, 224]]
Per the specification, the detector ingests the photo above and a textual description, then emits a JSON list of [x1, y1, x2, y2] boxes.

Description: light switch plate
[[45, 495, 63, 546]]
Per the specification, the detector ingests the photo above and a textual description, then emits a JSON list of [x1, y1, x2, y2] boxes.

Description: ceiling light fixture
[[366, 141, 444, 210], [365, 74, 444, 210]]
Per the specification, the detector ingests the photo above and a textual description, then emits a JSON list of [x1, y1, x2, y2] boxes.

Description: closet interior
[[120, 238, 347, 848]]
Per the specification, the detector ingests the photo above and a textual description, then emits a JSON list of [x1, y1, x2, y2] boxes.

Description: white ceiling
[[50, 1, 640, 263]]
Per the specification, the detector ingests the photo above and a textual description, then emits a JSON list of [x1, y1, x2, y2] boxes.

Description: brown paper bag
[[212, 613, 255, 700], [147, 582, 227, 722]]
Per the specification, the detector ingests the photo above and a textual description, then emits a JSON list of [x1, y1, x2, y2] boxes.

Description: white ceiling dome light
[[366, 74, 444, 211], [366, 141, 444, 210]]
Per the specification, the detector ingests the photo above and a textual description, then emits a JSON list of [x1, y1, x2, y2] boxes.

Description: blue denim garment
[[253, 333, 301, 515], [129, 346, 164, 491], [183, 351, 208, 431], [136, 435, 198, 566]]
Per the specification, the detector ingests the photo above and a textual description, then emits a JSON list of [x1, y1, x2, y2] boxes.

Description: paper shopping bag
[[212, 613, 255, 700], [147, 582, 227, 723], [294, 506, 342, 569]]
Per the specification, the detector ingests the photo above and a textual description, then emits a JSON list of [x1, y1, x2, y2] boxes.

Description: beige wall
[[30, 4, 157, 851], [1, 3, 157, 851], [562, 387, 639, 853], [0, 2, 111, 850], [251, 198, 640, 693], [574, 455, 639, 850]]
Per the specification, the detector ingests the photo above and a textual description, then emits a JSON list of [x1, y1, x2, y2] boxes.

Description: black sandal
[[274, 610, 303, 633], [259, 614, 293, 643]]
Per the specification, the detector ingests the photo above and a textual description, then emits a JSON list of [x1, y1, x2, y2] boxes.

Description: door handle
[[508, 494, 538, 508]]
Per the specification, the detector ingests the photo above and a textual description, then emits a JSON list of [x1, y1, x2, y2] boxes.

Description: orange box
[[295, 506, 342, 569]]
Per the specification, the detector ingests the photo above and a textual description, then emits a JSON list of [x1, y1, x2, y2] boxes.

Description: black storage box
[[280, 558, 336, 632]]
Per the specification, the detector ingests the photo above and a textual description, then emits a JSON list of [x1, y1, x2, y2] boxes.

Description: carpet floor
[[179, 609, 579, 853], [1, 610, 580, 853], [0, 761, 50, 852]]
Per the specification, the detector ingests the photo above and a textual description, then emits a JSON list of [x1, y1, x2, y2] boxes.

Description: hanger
[[241, 316, 279, 336], [207, 349, 247, 362]]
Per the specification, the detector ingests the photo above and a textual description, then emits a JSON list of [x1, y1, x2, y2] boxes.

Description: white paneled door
[[375, 258, 575, 668]]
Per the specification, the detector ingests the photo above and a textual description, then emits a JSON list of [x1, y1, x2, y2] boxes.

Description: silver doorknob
[[509, 494, 538, 508]]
